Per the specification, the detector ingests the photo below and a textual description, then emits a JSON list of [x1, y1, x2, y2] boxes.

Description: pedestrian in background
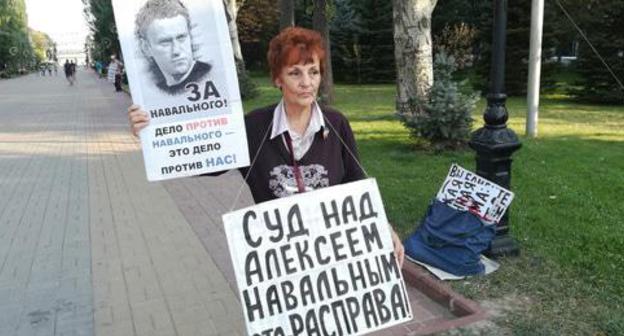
[[95, 61, 103, 78], [108, 55, 124, 92], [70, 60, 77, 84], [64, 60, 74, 85]]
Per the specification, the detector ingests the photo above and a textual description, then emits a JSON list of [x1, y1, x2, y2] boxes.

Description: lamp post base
[[469, 118, 522, 258]]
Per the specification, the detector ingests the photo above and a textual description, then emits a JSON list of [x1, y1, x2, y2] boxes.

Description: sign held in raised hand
[[112, 0, 249, 181]]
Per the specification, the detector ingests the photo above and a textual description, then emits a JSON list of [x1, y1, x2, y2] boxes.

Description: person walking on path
[[70, 60, 78, 85], [95, 61, 103, 78], [108, 55, 124, 92], [64, 60, 74, 85]]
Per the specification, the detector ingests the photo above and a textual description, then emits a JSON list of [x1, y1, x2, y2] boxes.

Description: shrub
[[236, 59, 259, 100], [397, 52, 479, 150]]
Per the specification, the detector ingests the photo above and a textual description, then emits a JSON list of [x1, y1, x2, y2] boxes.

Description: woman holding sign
[[128, 27, 404, 265]]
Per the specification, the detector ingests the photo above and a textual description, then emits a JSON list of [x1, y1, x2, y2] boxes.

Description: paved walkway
[[0, 71, 250, 336]]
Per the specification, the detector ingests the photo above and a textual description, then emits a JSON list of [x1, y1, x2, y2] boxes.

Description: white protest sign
[[436, 164, 514, 224], [223, 179, 412, 336], [112, 0, 249, 181]]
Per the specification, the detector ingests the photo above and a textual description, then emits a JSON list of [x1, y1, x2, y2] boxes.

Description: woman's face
[[274, 55, 321, 112]]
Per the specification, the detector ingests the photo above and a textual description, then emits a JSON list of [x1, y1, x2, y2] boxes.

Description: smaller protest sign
[[436, 164, 514, 224], [222, 179, 412, 336]]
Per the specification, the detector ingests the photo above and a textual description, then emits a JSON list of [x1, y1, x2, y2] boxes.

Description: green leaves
[[0, 0, 34, 75], [83, 0, 120, 64]]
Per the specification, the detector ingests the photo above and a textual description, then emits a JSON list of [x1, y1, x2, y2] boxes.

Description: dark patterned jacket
[[240, 104, 365, 204]]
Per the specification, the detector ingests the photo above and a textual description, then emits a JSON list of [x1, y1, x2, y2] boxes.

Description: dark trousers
[[114, 74, 122, 91]]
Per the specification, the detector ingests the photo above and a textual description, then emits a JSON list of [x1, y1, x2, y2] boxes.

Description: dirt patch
[[480, 294, 532, 318]]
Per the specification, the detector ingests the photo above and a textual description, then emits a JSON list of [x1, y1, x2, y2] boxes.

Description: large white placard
[[112, 0, 249, 181], [223, 179, 413, 336], [436, 164, 514, 224]]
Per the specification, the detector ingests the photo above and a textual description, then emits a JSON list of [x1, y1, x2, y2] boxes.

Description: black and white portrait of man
[[135, 0, 211, 95]]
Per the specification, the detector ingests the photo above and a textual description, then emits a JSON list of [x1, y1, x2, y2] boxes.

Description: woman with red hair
[[128, 27, 404, 263]]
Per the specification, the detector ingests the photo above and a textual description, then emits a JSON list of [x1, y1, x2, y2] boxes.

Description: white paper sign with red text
[[436, 164, 514, 224]]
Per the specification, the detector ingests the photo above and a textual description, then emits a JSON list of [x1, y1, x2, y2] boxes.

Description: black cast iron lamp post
[[469, 0, 522, 257]]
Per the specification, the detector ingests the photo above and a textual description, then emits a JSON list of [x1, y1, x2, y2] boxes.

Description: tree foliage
[[329, 0, 394, 83], [432, 0, 574, 96], [82, 0, 120, 64], [239, 0, 395, 84], [328, 0, 360, 82], [348, 0, 394, 83], [431, 0, 486, 71], [238, 0, 280, 70], [544, 0, 579, 60], [570, 0, 624, 104], [30, 29, 54, 63], [0, 0, 34, 76], [239, 0, 623, 105], [473, 1, 558, 95]]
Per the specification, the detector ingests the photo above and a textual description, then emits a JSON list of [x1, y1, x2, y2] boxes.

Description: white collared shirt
[[270, 100, 325, 161]]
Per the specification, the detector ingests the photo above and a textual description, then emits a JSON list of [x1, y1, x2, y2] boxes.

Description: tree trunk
[[223, 0, 244, 64], [279, 0, 295, 29], [222, 0, 258, 99], [392, 0, 438, 114], [313, 0, 335, 105]]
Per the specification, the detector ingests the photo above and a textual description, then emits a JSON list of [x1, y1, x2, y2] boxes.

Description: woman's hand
[[390, 227, 405, 268], [128, 104, 149, 136]]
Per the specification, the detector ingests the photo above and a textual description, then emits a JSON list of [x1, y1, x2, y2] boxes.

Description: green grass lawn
[[243, 77, 624, 335]]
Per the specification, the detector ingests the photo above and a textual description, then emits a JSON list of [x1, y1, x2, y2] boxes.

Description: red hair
[[267, 27, 326, 82]]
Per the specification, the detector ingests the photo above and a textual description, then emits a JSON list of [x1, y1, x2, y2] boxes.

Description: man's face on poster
[[143, 15, 193, 80]]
